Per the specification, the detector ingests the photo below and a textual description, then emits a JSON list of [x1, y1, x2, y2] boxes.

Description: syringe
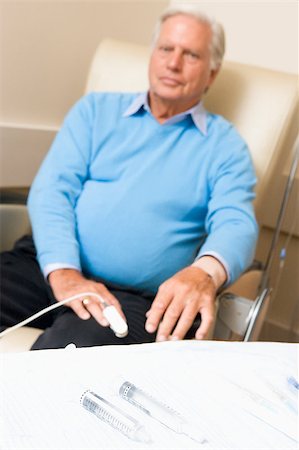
[[119, 381, 207, 444], [80, 390, 151, 443]]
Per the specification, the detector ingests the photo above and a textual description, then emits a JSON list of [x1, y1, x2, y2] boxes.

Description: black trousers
[[0, 236, 157, 350]]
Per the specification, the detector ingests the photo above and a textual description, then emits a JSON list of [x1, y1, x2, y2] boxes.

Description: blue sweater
[[28, 92, 258, 293]]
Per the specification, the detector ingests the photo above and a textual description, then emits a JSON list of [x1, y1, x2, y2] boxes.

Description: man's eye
[[159, 46, 172, 53], [185, 51, 200, 61]]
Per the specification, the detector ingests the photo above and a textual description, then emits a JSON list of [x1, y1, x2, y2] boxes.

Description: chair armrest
[[0, 327, 43, 353]]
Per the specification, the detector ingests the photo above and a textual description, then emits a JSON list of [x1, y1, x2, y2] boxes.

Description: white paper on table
[[0, 340, 298, 450]]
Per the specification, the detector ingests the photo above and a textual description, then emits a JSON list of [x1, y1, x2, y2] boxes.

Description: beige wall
[[1, 0, 297, 125], [0, 0, 298, 341], [1, 1, 298, 127], [0, 0, 168, 127], [0, 0, 168, 185]]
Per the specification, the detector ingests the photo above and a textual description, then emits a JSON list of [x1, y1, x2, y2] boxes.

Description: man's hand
[[145, 256, 227, 341], [48, 269, 125, 327]]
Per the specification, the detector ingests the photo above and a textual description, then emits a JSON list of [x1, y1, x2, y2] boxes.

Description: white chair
[[1, 38, 298, 351]]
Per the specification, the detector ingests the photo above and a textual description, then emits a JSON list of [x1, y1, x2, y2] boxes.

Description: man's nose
[[167, 49, 183, 70]]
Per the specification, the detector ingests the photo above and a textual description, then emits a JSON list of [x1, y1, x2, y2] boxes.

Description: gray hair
[[152, 4, 225, 70]]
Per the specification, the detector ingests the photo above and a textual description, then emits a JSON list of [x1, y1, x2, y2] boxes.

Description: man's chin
[[151, 87, 184, 102]]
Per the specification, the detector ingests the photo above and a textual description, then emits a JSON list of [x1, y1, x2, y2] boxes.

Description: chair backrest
[[85, 38, 298, 217]]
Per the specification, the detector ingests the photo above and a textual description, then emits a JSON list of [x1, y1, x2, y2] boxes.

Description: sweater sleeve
[[27, 94, 95, 274], [196, 129, 259, 284]]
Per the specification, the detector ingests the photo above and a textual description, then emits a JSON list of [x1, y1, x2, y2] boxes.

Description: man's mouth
[[159, 77, 182, 86]]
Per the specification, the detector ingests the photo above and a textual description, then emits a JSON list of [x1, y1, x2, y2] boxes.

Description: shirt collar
[[123, 92, 207, 135]]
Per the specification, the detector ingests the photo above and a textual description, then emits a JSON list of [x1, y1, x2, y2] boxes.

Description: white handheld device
[[102, 304, 128, 338]]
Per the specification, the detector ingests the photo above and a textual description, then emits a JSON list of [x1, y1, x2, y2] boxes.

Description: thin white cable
[[0, 292, 128, 339]]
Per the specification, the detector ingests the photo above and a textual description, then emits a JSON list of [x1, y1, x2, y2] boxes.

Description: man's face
[[149, 14, 218, 110]]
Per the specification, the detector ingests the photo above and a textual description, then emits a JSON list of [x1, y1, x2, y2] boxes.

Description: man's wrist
[[192, 256, 227, 290], [48, 268, 83, 287], [43, 262, 81, 280]]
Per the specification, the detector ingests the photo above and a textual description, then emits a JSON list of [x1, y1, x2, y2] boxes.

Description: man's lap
[[31, 292, 155, 349], [0, 235, 199, 349], [0, 235, 156, 349]]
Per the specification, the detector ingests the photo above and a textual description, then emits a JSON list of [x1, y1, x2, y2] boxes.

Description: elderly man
[[0, 5, 258, 348]]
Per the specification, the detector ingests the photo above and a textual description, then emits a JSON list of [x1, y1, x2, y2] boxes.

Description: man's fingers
[[195, 305, 215, 340], [66, 289, 125, 328], [98, 287, 126, 321], [145, 289, 172, 334], [83, 300, 110, 327], [145, 267, 217, 341], [168, 303, 198, 340], [49, 271, 128, 328], [155, 300, 185, 341], [70, 299, 91, 320], [80, 288, 126, 327]]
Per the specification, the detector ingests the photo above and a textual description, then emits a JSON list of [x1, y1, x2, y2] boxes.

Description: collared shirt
[[123, 92, 207, 135], [28, 92, 258, 293]]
